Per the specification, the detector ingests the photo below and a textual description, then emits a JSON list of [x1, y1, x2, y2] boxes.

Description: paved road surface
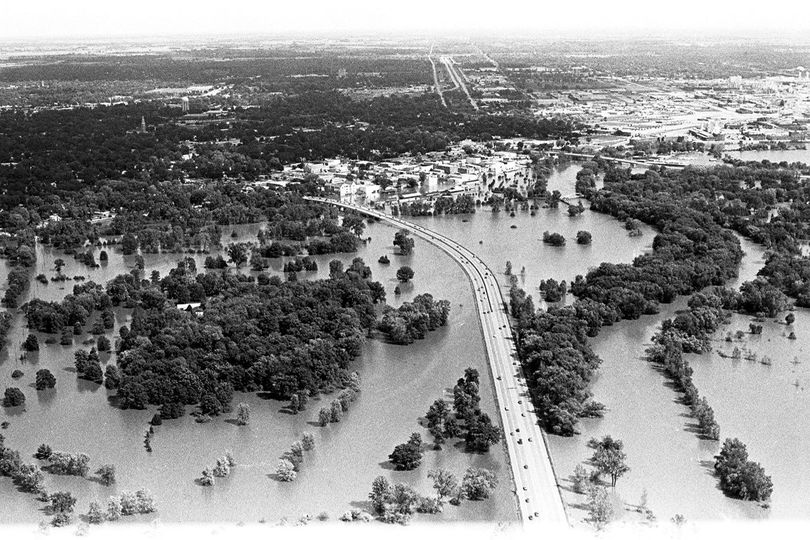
[[305, 197, 569, 526]]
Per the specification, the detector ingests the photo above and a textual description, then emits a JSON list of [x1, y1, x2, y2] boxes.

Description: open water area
[[2, 164, 807, 524], [419, 167, 810, 522], [0, 220, 517, 524]]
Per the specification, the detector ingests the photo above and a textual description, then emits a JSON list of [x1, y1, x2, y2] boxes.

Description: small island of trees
[[542, 231, 566, 246]]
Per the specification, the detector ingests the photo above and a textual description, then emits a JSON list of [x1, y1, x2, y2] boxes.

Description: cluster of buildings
[[529, 71, 810, 153], [253, 141, 541, 204]]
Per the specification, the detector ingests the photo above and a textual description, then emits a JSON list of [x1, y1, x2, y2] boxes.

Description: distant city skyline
[[1, 0, 810, 41]]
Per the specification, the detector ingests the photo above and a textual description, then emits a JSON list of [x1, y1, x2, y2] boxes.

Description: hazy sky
[[1, 0, 809, 40]]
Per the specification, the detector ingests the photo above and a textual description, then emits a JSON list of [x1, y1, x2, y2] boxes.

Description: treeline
[[596, 164, 810, 307], [509, 285, 606, 435], [644, 290, 729, 440], [398, 194, 477, 217]]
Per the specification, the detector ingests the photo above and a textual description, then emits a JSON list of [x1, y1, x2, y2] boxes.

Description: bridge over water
[[305, 196, 570, 527]]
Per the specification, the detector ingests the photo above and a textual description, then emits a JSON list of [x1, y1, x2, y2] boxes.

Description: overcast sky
[[1, 0, 809, 40]]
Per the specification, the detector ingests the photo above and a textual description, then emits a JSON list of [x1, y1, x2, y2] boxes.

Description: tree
[[444, 417, 462, 439], [505, 261, 513, 275], [121, 233, 138, 256], [276, 459, 297, 481], [51, 512, 72, 527], [369, 476, 394, 514], [96, 464, 116, 486], [199, 467, 215, 486], [342, 215, 366, 237], [290, 441, 304, 461], [119, 491, 138, 515], [16, 463, 45, 493], [22, 334, 39, 351], [388, 433, 423, 471], [104, 365, 121, 389], [133, 489, 156, 514], [199, 394, 223, 416], [35, 369, 56, 390], [50, 491, 77, 514], [328, 259, 344, 279], [572, 464, 589, 494], [428, 469, 459, 501], [318, 407, 331, 426], [576, 230, 593, 245], [35, 444, 53, 460], [396, 266, 415, 283], [786, 313, 796, 325], [226, 242, 250, 267], [97, 335, 111, 352], [393, 230, 415, 255], [301, 433, 315, 451], [60, 327, 72, 345], [289, 394, 300, 414], [461, 467, 497, 500], [213, 457, 230, 477], [236, 402, 250, 426], [3, 387, 25, 407], [586, 485, 613, 529], [87, 501, 105, 524], [391, 483, 419, 515], [465, 413, 502, 452], [106, 497, 122, 520], [330, 399, 343, 422], [589, 435, 629, 488], [54, 258, 66, 273]]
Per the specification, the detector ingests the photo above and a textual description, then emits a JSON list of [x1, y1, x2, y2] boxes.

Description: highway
[[440, 55, 479, 111], [304, 197, 568, 526], [428, 44, 448, 108]]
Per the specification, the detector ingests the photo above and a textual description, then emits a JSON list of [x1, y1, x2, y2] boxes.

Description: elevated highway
[[304, 196, 568, 526]]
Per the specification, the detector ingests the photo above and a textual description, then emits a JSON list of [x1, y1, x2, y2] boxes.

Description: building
[[181, 97, 189, 113]]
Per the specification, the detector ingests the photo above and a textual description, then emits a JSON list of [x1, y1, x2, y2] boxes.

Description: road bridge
[[553, 151, 687, 169], [304, 196, 569, 527]]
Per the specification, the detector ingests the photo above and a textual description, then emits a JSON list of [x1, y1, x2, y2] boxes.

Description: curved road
[[305, 197, 568, 526]]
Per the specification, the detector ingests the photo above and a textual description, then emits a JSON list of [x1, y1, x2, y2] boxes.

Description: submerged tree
[[588, 435, 629, 488], [389, 433, 423, 471], [235, 402, 251, 426]]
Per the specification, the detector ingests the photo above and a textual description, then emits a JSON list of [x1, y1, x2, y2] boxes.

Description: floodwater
[[734, 149, 810, 165], [544, 236, 780, 523], [410, 164, 654, 307], [1, 222, 516, 524], [4, 163, 805, 525], [413, 169, 810, 522]]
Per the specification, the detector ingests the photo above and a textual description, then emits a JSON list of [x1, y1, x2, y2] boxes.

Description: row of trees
[[275, 434, 316, 482], [198, 450, 236, 486], [368, 467, 497, 524]]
